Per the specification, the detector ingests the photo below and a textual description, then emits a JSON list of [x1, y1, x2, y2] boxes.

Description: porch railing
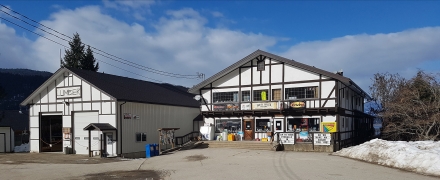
[[175, 131, 201, 147]]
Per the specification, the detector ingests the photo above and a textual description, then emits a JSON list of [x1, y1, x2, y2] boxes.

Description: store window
[[215, 119, 241, 133], [286, 118, 320, 132], [272, 89, 281, 101], [285, 87, 318, 100], [213, 91, 239, 103], [136, 132, 147, 142], [255, 119, 271, 132], [242, 91, 250, 102], [253, 90, 269, 101]]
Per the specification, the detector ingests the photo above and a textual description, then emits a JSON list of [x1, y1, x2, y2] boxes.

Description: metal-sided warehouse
[[189, 50, 375, 152], [21, 67, 200, 158]]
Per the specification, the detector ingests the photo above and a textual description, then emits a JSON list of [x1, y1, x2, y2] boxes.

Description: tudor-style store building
[[21, 67, 200, 158], [189, 50, 374, 151]]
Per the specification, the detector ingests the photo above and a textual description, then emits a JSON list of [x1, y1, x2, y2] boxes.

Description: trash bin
[[64, 146, 69, 154], [145, 144, 151, 158], [152, 144, 159, 156]]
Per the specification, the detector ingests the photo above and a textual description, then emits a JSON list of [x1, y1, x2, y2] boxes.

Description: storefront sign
[[56, 86, 81, 99], [290, 101, 306, 109], [314, 133, 331, 145], [322, 122, 337, 132], [213, 103, 239, 111], [241, 103, 251, 110], [279, 133, 295, 144], [252, 102, 278, 110], [123, 113, 132, 119]]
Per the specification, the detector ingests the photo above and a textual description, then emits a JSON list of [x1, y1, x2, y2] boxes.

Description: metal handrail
[[175, 131, 201, 147]]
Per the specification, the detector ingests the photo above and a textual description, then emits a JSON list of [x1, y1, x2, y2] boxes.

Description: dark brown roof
[[67, 67, 200, 108], [21, 68, 200, 108], [83, 123, 117, 131], [188, 50, 370, 99]]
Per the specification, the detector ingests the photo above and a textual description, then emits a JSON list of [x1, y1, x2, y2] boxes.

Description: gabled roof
[[83, 123, 116, 131], [188, 50, 370, 99], [21, 67, 200, 108]]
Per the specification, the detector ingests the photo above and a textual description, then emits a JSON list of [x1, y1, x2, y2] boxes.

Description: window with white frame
[[213, 91, 239, 103], [285, 87, 318, 99], [215, 119, 241, 133], [272, 89, 281, 100], [253, 90, 269, 101], [242, 91, 250, 102], [136, 132, 147, 142]]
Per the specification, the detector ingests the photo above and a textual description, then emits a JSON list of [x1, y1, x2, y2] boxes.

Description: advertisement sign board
[[314, 133, 331, 145]]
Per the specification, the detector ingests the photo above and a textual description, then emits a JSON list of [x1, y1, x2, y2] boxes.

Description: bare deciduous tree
[[370, 71, 440, 141]]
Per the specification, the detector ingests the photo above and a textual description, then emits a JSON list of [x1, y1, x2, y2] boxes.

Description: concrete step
[[201, 141, 275, 150]]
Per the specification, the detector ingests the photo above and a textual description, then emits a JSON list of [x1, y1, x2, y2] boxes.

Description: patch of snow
[[333, 138, 440, 176], [14, 143, 30, 152]]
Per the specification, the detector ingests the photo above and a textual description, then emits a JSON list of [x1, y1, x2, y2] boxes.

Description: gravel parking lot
[[0, 149, 438, 180]]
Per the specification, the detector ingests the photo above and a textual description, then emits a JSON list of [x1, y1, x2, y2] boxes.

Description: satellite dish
[[194, 95, 201, 100]]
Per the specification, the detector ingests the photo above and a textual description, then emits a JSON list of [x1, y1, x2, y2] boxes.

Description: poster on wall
[[322, 122, 337, 132], [279, 133, 295, 144], [314, 133, 331, 145]]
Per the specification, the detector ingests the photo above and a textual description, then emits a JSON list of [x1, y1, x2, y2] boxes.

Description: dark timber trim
[[322, 86, 336, 108], [199, 79, 335, 90]]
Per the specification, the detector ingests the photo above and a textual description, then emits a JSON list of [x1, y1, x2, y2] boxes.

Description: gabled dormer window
[[257, 60, 265, 71]]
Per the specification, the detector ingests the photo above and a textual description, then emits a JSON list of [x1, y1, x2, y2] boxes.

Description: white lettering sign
[[314, 133, 331, 145], [241, 103, 251, 110], [279, 133, 295, 144], [56, 86, 82, 99]]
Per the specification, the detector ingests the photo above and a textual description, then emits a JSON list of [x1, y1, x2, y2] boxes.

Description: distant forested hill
[[0, 69, 52, 110]]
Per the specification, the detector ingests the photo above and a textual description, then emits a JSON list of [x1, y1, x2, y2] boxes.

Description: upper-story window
[[272, 89, 281, 100], [257, 60, 265, 71], [213, 91, 238, 103], [285, 87, 318, 99], [253, 90, 269, 101], [242, 91, 250, 102]]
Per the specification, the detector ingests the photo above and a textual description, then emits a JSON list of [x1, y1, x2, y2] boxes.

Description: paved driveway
[[0, 148, 438, 180]]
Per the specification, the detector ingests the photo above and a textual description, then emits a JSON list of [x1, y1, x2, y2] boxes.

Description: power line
[[0, 16, 174, 83], [0, 4, 200, 78]]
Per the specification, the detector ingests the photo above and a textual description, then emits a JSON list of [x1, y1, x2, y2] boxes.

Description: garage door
[[74, 112, 99, 155], [0, 134, 5, 153]]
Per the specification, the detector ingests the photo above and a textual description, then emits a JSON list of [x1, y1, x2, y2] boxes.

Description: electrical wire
[[0, 16, 187, 84], [0, 4, 200, 78]]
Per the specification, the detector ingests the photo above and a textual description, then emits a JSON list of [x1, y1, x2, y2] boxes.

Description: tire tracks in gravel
[[272, 151, 301, 180]]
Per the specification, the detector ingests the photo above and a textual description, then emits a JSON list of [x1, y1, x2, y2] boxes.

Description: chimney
[[336, 69, 343, 76]]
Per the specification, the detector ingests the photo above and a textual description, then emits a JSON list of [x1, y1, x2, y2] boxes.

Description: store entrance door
[[244, 119, 254, 140]]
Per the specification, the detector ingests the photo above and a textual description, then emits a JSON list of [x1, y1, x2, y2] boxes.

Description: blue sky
[[1, 0, 440, 91]]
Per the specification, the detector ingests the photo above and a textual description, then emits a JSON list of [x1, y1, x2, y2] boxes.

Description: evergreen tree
[[62, 33, 85, 69], [61, 33, 98, 72], [81, 45, 99, 71]]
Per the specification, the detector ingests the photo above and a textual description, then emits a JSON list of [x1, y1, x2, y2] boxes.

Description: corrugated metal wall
[[118, 102, 199, 154]]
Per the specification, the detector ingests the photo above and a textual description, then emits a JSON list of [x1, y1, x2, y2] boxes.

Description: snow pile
[[333, 139, 440, 176], [14, 143, 30, 152]]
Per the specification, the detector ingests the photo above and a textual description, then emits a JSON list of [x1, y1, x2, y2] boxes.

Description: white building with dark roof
[[189, 50, 374, 152], [21, 67, 200, 158]]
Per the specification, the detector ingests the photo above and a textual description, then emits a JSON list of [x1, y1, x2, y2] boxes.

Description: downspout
[[119, 101, 126, 156]]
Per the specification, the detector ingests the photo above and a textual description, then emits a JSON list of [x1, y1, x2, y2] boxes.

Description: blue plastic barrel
[[145, 144, 151, 158], [153, 144, 159, 156]]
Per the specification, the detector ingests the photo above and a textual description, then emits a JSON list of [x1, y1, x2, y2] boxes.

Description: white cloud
[[3, 4, 440, 90], [102, 0, 155, 21], [9, 6, 276, 86], [281, 27, 440, 91], [0, 21, 34, 69], [211, 11, 223, 18]]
